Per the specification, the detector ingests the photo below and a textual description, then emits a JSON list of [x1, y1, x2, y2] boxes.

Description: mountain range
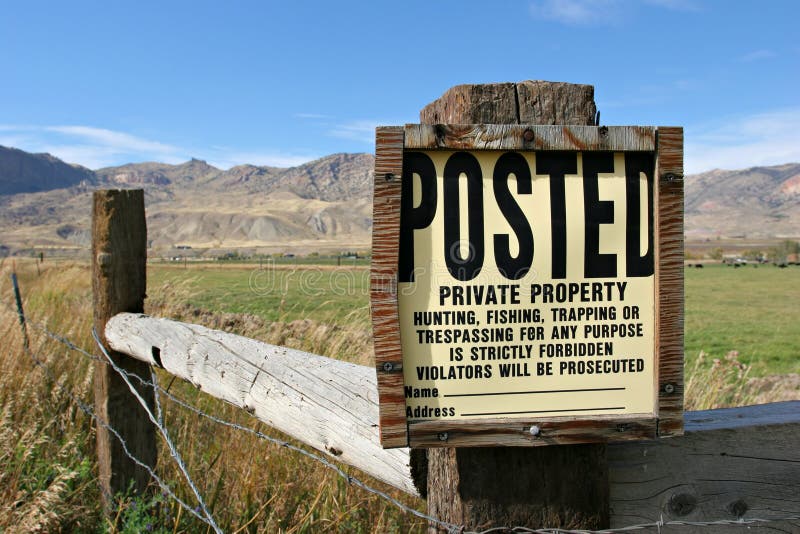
[[0, 147, 374, 256], [0, 145, 798, 257]]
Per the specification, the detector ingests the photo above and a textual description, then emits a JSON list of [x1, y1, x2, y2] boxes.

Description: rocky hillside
[[685, 163, 800, 239], [1, 145, 798, 256], [0, 149, 375, 255], [92, 153, 374, 201], [0, 146, 96, 195]]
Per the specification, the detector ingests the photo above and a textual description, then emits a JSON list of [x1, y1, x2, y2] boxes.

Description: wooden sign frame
[[371, 124, 683, 449]]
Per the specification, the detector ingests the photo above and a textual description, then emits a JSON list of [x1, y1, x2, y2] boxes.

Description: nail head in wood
[[523, 128, 535, 142], [529, 425, 541, 437]]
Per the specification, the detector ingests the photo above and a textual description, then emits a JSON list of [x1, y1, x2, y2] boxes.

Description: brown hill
[[0, 145, 96, 195], [0, 151, 375, 256], [1, 145, 799, 257], [685, 163, 800, 239]]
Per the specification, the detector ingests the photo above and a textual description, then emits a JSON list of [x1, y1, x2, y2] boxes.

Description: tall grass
[[1, 260, 795, 531], [684, 351, 755, 410], [0, 260, 424, 532], [0, 262, 99, 532]]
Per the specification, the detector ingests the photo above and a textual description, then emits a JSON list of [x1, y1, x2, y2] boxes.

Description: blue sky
[[1, 0, 798, 173]]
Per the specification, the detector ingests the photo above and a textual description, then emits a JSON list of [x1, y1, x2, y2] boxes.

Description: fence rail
[[105, 311, 800, 531], [105, 312, 419, 496]]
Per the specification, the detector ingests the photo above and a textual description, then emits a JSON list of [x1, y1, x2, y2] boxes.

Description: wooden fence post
[[92, 189, 157, 508], [419, 81, 610, 531]]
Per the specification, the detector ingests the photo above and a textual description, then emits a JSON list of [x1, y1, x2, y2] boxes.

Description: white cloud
[[643, 0, 699, 11], [685, 108, 800, 173], [43, 126, 178, 156], [0, 124, 319, 170], [328, 119, 383, 145], [530, 0, 619, 25], [529, 0, 698, 25], [739, 49, 776, 63], [0, 124, 185, 168]]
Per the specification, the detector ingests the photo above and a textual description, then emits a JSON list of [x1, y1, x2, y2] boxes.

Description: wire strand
[[4, 295, 800, 534], [3, 309, 216, 528], [92, 327, 223, 534]]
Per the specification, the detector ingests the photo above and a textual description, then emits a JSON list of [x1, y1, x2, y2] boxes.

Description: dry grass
[[685, 350, 799, 411], [0, 261, 98, 532], [1, 259, 796, 532], [684, 351, 756, 411], [0, 260, 424, 533]]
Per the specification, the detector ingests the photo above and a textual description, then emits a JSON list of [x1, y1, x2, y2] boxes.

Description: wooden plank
[[371, 126, 408, 448], [685, 400, 800, 430], [515, 80, 597, 125], [409, 415, 657, 448], [92, 189, 156, 508], [418, 81, 597, 126], [404, 124, 655, 152], [610, 401, 800, 533], [105, 312, 419, 497], [419, 82, 518, 125], [655, 127, 684, 437]]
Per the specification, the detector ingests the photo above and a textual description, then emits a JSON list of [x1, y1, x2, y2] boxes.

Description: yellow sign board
[[398, 150, 656, 421], [371, 124, 684, 448]]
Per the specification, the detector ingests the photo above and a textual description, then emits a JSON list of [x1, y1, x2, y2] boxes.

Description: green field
[[149, 262, 800, 376], [685, 263, 800, 375], [149, 264, 370, 324]]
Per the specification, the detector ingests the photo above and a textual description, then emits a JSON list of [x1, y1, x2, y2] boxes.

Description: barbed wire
[[3, 288, 800, 534], [92, 327, 223, 534], [0, 294, 458, 532], [0, 296, 104, 363], [0, 303, 220, 529]]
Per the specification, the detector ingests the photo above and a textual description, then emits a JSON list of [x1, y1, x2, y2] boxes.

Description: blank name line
[[461, 406, 626, 417], [445, 387, 625, 398]]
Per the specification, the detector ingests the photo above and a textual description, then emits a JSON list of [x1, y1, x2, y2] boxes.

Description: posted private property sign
[[371, 125, 684, 449]]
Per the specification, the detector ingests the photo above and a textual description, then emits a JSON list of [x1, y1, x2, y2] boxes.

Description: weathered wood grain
[[419, 81, 597, 126], [609, 402, 800, 533], [404, 124, 655, 151], [105, 312, 418, 496], [409, 414, 657, 448], [92, 189, 156, 508], [516, 80, 597, 125], [371, 126, 407, 448], [419, 82, 519, 125], [655, 127, 685, 437]]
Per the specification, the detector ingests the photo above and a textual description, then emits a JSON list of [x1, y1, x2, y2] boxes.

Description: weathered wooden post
[[419, 81, 609, 531], [92, 189, 157, 507], [372, 80, 684, 531]]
